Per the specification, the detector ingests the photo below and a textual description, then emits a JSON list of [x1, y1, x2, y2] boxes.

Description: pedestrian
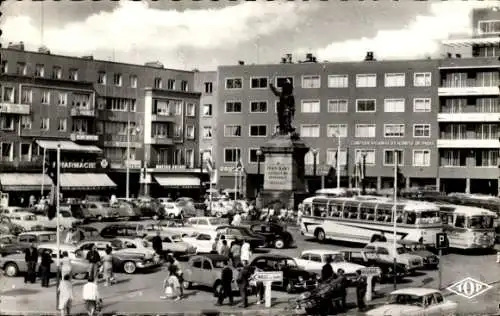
[[321, 256, 335, 281], [102, 246, 114, 286], [231, 212, 242, 226], [216, 260, 234, 306], [165, 253, 184, 298], [162, 265, 181, 301], [240, 240, 251, 265], [58, 274, 73, 316], [152, 231, 163, 259], [40, 249, 53, 287], [64, 228, 75, 244], [86, 244, 101, 281], [297, 204, 303, 226], [29, 195, 36, 208], [24, 243, 38, 284], [82, 276, 99, 316], [219, 240, 231, 257], [60, 251, 72, 280], [230, 240, 241, 267], [237, 262, 252, 308], [336, 269, 348, 311], [249, 266, 264, 305], [355, 269, 367, 311], [217, 235, 226, 254]]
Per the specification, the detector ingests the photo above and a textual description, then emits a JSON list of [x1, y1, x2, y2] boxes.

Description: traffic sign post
[[361, 267, 381, 302], [436, 233, 449, 289], [254, 271, 283, 308]]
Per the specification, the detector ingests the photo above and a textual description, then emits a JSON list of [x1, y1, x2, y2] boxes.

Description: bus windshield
[[468, 216, 494, 229], [417, 211, 441, 224]]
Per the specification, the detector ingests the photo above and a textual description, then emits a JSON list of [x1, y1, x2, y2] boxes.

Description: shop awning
[[0, 173, 53, 191], [36, 140, 102, 154], [60, 173, 116, 190], [154, 175, 201, 188]]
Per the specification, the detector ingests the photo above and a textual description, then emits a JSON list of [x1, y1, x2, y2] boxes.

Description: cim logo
[[446, 277, 492, 299]]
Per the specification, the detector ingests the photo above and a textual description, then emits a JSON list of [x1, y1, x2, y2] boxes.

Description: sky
[[1, 0, 497, 71]]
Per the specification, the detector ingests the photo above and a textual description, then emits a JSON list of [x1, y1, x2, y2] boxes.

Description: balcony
[[102, 134, 142, 148], [438, 85, 499, 97], [70, 133, 99, 142], [0, 102, 30, 115], [150, 136, 174, 146], [437, 138, 500, 148], [0, 159, 43, 171], [70, 107, 96, 117], [109, 159, 142, 169], [437, 112, 500, 122], [151, 113, 176, 122]]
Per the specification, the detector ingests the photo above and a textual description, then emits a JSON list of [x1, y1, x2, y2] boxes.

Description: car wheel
[[274, 239, 285, 249], [315, 229, 326, 242], [183, 281, 192, 289], [4, 262, 19, 277], [169, 213, 176, 219], [123, 261, 137, 274], [285, 281, 294, 293]]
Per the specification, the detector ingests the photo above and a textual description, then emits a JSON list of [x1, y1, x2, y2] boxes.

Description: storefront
[[0, 171, 53, 206], [148, 164, 209, 200]]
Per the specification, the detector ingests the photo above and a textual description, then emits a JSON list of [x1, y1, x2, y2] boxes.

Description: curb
[[0, 309, 293, 316]]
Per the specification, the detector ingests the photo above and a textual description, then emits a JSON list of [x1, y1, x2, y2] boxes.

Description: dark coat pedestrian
[[86, 246, 101, 281], [152, 233, 163, 256], [237, 264, 253, 308], [355, 270, 367, 311], [321, 256, 335, 281], [40, 250, 53, 287], [217, 261, 234, 306], [24, 244, 38, 283], [336, 269, 348, 310]]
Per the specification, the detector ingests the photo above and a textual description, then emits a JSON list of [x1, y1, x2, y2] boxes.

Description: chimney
[[280, 57, 287, 64], [8, 41, 25, 51], [144, 61, 164, 69], [312, 57, 317, 63], [81, 55, 94, 60], [364, 51, 374, 61], [306, 53, 313, 61], [238, 60, 245, 65], [286, 53, 293, 63], [455, 54, 462, 58], [38, 46, 51, 54]]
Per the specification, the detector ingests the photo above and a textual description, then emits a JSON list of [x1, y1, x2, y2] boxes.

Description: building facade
[[215, 57, 440, 198]]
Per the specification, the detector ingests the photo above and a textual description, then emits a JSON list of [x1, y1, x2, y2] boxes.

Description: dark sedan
[[249, 223, 295, 249], [215, 226, 266, 250]]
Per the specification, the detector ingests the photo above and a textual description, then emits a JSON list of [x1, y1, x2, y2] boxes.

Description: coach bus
[[300, 195, 442, 245]]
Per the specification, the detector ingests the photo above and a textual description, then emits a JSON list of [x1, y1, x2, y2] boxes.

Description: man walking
[[152, 231, 163, 259], [321, 256, 334, 281], [24, 243, 38, 284], [240, 240, 251, 265], [86, 245, 101, 281], [355, 269, 367, 311], [237, 262, 252, 308], [216, 260, 234, 306], [336, 269, 348, 311], [40, 249, 53, 287]]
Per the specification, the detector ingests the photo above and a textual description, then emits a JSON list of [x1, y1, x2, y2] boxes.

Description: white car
[[186, 217, 228, 231], [5, 212, 39, 231], [182, 231, 218, 253], [295, 249, 373, 279], [163, 203, 182, 218], [157, 197, 173, 206], [36, 209, 82, 229], [364, 242, 424, 273], [366, 288, 457, 316], [0, 207, 29, 216], [143, 232, 197, 255]]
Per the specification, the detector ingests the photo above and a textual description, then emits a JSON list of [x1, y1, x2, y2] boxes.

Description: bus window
[[455, 215, 466, 228], [405, 211, 416, 225], [360, 207, 369, 220], [329, 205, 340, 217], [304, 205, 312, 216], [396, 211, 403, 223], [344, 204, 359, 219], [418, 211, 441, 224], [468, 216, 494, 229]]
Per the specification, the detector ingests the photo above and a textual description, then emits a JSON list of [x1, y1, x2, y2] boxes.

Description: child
[[161, 266, 181, 301], [58, 274, 73, 316], [82, 277, 99, 316]]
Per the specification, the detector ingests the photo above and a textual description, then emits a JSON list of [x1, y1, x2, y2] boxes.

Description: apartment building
[[0, 44, 201, 203], [438, 7, 500, 195], [216, 55, 440, 197]]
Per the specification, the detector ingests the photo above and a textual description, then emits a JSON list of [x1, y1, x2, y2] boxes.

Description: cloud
[[2, 1, 308, 55], [315, 2, 498, 62]]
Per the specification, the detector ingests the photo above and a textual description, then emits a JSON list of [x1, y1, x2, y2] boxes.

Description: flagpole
[[41, 148, 46, 198], [337, 133, 341, 189], [393, 149, 398, 290]]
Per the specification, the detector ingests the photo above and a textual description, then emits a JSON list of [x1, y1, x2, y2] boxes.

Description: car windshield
[[171, 235, 182, 242], [213, 260, 226, 269], [60, 211, 71, 218], [209, 218, 227, 226], [387, 294, 424, 306], [110, 240, 123, 249], [324, 254, 345, 263], [165, 205, 175, 209], [141, 240, 150, 247], [25, 215, 37, 221], [39, 234, 57, 242], [396, 247, 408, 255], [278, 258, 297, 268], [468, 216, 494, 229]]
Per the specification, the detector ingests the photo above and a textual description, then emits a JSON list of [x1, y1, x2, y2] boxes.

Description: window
[[41, 91, 50, 104], [249, 148, 265, 163], [276, 77, 294, 88], [72, 94, 91, 108], [305, 150, 320, 165], [301, 100, 320, 113], [113, 73, 122, 86], [204, 82, 213, 94], [384, 124, 405, 137], [249, 125, 267, 137], [441, 149, 467, 167], [181, 80, 188, 91], [203, 104, 213, 116], [57, 92, 67, 106], [355, 124, 376, 138], [21, 116, 32, 130], [356, 99, 376, 112], [326, 149, 347, 166], [0, 116, 14, 130], [413, 124, 431, 137], [384, 99, 405, 112], [225, 78, 243, 89], [356, 74, 376, 87], [302, 75, 321, 88], [384, 150, 404, 166], [16, 62, 26, 75], [167, 79, 175, 90], [413, 98, 431, 112], [475, 149, 498, 167], [97, 71, 106, 84], [355, 149, 376, 165], [0, 143, 13, 161], [174, 125, 182, 138], [300, 124, 320, 138], [104, 97, 136, 112], [3, 87, 14, 102], [20, 143, 32, 162], [225, 101, 242, 113], [328, 75, 348, 88], [384, 73, 405, 87], [327, 99, 348, 113], [478, 20, 500, 34], [130, 75, 137, 88], [52, 66, 62, 79], [327, 124, 348, 137], [251, 77, 268, 89], [185, 149, 194, 168], [203, 126, 213, 139], [413, 149, 431, 167], [57, 118, 67, 132], [154, 77, 162, 89], [186, 125, 195, 139], [1, 61, 7, 74], [35, 64, 45, 77], [152, 124, 169, 138], [250, 101, 267, 113], [69, 68, 78, 81], [186, 103, 195, 117], [414, 72, 431, 86], [224, 148, 241, 163], [174, 101, 182, 115], [72, 119, 88, 133], [21, 88, 32, 103], [40, 118, 50, 131], [224, 125, 242, 137]]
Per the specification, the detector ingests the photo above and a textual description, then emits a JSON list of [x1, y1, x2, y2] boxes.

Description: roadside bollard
[[496, 251, 500, 263]]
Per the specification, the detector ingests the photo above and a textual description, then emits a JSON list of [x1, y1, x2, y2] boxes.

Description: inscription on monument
[[264, 156, 293, 191]]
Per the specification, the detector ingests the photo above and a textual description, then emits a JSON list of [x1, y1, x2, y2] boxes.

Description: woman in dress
[[102, 246, 114, 286], [58, 274, 73, 316]]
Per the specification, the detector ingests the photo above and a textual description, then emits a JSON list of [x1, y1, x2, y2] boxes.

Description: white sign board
[[254, 271, 283, 282], [361, 267, 381, 277], [263, 156, 293, 191]]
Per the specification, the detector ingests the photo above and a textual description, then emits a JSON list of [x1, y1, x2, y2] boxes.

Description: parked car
[[0, 234, 25, 256], [135, 198, 164, 219], [36, 209, 83, 230], [143, 232, 197, 256], [1, 243, 91, 279], [5, 212, 40, 231], [186, 217, 228, 231], [183, 231, 218, 253], [99, 222, 148, 239], [111, 202, 143, 220], [366, 288, 457, 316], [0, 215, 25, 235], [364, 242, 424, 273], [157, 197, 173, 206], [249, 254, 319, 293], [81, 202, 120, 221], [215, 226, 267, 250], [60, 204, 93, 223], [249, 223, 295, 249], [163, 203, 183, 218], [182, 254, 239, 293], [0, 207, 32, 216], [295, 249, 374, 281], [397, 240, 439, 269]]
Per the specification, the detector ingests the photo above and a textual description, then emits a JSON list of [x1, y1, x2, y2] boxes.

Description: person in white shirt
[[231, 212, 242, 226], [267, 208, 275, 222], [82, 277, 99, 316], [240, 240, 251, 265]]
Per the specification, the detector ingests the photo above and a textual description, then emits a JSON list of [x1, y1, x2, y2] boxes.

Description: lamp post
[[199, 152, 204, 199], [256, 149, 263, 194], [125, 120, 141, 200], [393, 149, 398, 290], [312, 148, 318, 176], [333, 132, 341, 189], [204, 150, 213, 216], [362, 153, 367, 195]]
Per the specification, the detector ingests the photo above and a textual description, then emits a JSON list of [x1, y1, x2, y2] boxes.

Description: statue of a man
[[270, 79, 295, 135]]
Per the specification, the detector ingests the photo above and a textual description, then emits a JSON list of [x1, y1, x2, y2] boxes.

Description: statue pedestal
[[258, 134, 309, 210]]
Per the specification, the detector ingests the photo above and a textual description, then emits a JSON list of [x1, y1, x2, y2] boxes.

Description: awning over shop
[[442, 37, 500, 47], [60, 173, 116, 190], [36, 140, 102, 154], [0, 173, 53, 191], [154, 175, 201, 188]]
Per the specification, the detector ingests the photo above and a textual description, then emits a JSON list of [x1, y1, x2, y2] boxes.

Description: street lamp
[[392, 149, 399, 290], [126, 120, 141, 200], [332, 131, 341, 189], [362, 153, 367, 195], [204, 150, 213, 216], [256, 149, 263, 194], [312, 148, 318, 177]]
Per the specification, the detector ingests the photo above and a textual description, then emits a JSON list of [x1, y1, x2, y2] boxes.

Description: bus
[[435, 204, 496, 249], [300, 195, 442, 245]]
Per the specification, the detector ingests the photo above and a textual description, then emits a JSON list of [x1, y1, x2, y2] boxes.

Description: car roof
[[302, 249, 342, 255], [254, 254, 293, 260], [367, 242, 402, 247], [192, 253, 229, 261], [19, 231, 56, 236], [38, 243, 77, 251], [9, 211, 36, 216], [390, 288, 441, 296]]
